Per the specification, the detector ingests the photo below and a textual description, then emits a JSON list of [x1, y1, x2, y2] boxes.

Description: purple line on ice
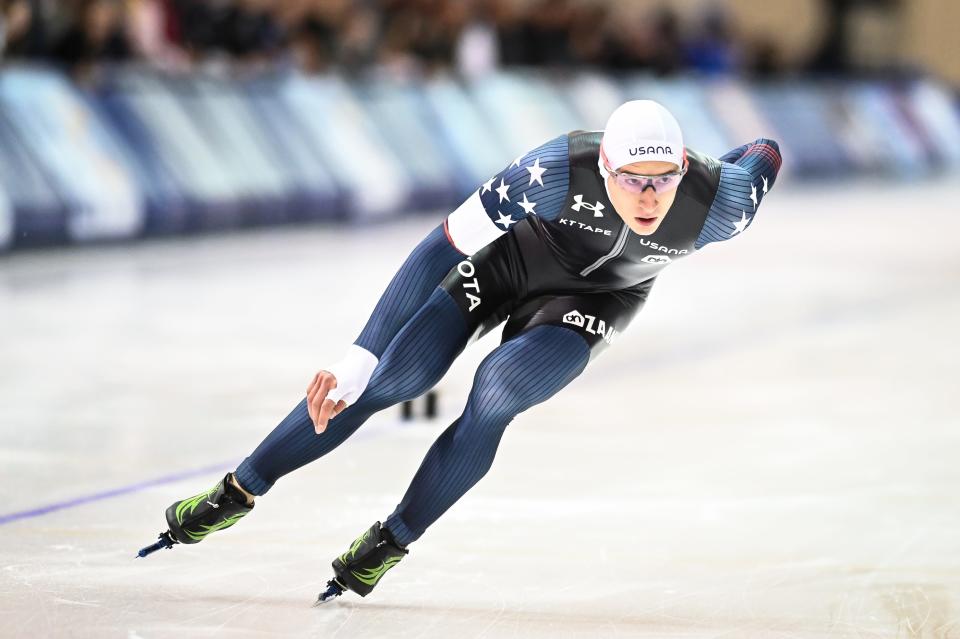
[[0, 462, 236, 526]]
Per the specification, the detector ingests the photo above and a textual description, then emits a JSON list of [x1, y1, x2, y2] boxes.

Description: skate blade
[[314, 579, 345, 605], [136, 531, 177, 558]]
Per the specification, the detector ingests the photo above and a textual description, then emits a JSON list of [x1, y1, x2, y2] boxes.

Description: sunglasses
[[606, 165, 686, 194]]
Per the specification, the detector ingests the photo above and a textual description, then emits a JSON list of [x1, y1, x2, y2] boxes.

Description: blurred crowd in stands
[[0, 0, 849, 79]]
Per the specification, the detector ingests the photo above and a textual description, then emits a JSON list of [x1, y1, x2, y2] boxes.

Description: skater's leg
[[384, 324, 590, 545], [234, 287, 471, 495]]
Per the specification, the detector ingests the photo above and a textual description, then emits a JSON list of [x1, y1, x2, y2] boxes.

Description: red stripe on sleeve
[[743, 143, 783, 173], [443, 218, 467, 255]]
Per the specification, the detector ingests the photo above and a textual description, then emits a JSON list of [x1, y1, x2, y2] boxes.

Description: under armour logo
[[571, 194, 605, 217]]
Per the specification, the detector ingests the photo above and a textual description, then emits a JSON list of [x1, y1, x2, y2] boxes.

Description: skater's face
[[605, 160, 682, 236]]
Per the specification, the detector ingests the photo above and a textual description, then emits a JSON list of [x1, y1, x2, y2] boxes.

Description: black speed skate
[[137, 473, 253, 558], [316, 522, 408, 604]]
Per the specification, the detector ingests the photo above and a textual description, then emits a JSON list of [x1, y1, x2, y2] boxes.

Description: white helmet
[[600, 100, 685, 171]]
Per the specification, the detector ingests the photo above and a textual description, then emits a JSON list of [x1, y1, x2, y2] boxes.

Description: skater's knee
[[470, 327, 589, 421], [470, 357, 539, 421]]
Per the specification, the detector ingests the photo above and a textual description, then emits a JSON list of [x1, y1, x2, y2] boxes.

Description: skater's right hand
[[306, 346, 380, 434], [307, 371, 347, 434]]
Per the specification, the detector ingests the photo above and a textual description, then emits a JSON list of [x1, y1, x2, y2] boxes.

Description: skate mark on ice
[[0, 461, 236, 526], [52, 597, 101, 608]]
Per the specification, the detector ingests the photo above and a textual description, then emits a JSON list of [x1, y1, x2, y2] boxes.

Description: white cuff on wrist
[[324, 345, 379, 406]]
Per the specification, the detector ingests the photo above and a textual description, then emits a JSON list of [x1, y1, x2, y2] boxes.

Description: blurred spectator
[[809, 0, 852, 74], [683, 5, 741, 75], [522, 0, 576, 66], [288, 14, 336, 74], [126, 0, 188, 70], [455, 0, 498, 78], [566, 3, 612, 68], [491, 0, 529, 67], [749, 37, 786, 79], [1, 0, 47, 59], [339, 5, 380, 72], [51, 0, 133, 72], [171, 0, 283, 65], [601, 8, 685, 75], [225, 0, 284, 62], [647, 8, 685, 76], [0, 0, 872, 81]]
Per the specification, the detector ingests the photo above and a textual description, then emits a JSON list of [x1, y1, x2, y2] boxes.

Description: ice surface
[[1, 179, 959, 638]]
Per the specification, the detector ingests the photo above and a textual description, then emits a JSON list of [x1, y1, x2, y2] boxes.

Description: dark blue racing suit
[[235, 132, 783, 546]]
